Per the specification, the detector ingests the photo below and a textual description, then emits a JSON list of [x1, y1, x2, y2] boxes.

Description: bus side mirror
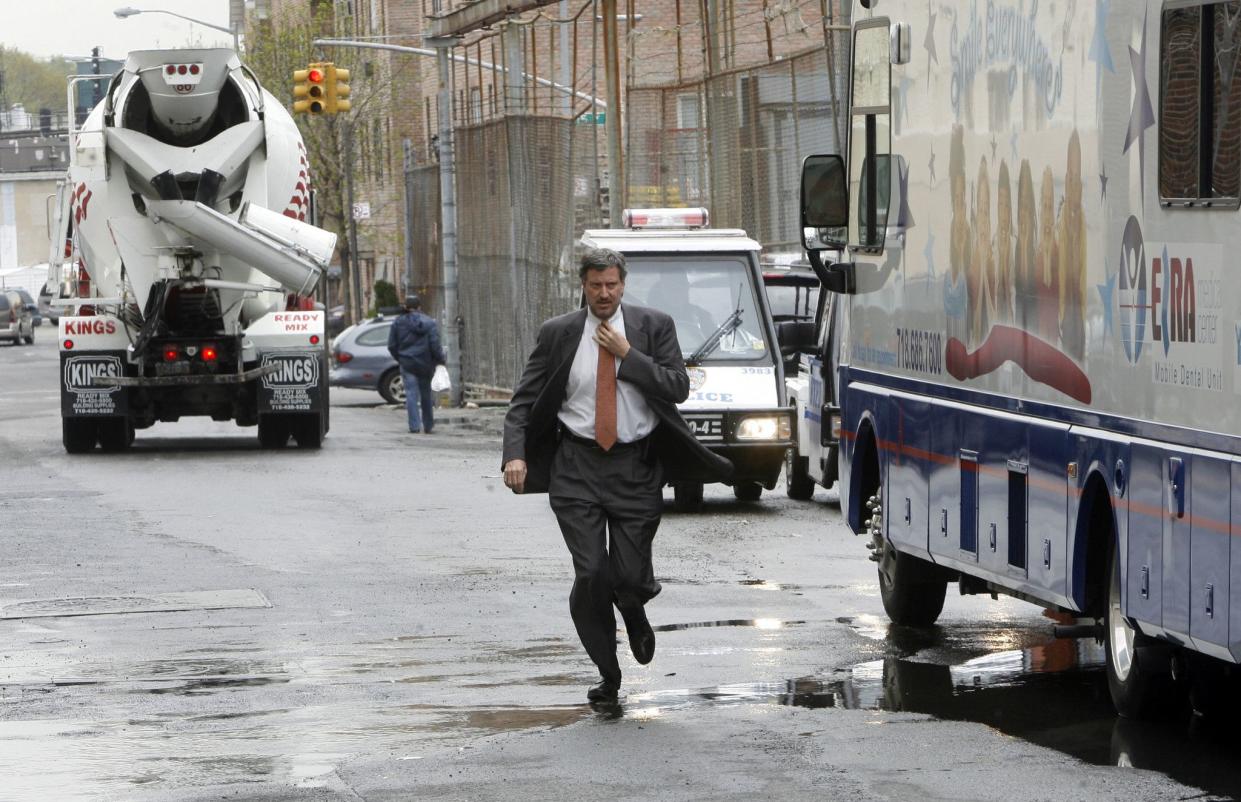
[[801, 154, 848, 251], [776, 320, 817, 356], [801, 154, 856, 294]]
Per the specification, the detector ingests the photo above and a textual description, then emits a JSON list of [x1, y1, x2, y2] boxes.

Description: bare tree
[[243, 5, 416, 325]]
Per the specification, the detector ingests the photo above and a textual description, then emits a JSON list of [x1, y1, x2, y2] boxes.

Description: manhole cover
[[0, 588, 270, 619]]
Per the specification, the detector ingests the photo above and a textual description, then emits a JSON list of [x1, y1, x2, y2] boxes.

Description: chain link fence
[[449, 116, 601, 391], [409, 21, 848, 392], [628, 37, 848, 260]]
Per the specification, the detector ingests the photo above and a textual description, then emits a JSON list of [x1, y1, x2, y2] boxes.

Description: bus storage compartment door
[[258, 350, 324, 414], [1126, 444, 1164, 631], [1162, 455, 1191, 640], [886, 398, 931, 561], [60, 349, 129, 417], [1189, 457, 1229, 657]]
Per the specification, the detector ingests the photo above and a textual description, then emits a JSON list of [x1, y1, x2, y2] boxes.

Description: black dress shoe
[[622, 608, 655, 665], [587, 678, 620, 702]]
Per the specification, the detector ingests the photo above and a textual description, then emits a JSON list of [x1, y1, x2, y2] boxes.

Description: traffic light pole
[[309, 37, 608, 407], [344, 121, 363, 326]]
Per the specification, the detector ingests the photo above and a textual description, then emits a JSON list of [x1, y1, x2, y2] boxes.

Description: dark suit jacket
[[502, 303, 734, 494]]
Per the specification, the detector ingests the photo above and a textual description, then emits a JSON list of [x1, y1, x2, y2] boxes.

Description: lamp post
[[112, 6, 239, 51]]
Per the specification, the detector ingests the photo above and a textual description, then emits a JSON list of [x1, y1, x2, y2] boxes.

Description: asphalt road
[[0, 333, 1236, 801]]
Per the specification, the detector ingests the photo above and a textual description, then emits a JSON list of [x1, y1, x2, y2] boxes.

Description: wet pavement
[[1, 337, 1237, 800]]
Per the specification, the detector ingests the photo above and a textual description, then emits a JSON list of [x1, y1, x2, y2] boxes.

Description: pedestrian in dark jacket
[[387, 295, 446, 433]]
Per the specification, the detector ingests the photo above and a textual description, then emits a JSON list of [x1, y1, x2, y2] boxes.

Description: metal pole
[[602, 0, 624, 226], [313, 38, 607, 109], [403, 138, 416, 296], [559, 0, 572, 117], [344, 121, 363, 325], [428, 37, 462, 407]]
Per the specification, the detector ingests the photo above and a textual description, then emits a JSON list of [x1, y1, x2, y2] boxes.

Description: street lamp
[[113, 6, 239, 51]]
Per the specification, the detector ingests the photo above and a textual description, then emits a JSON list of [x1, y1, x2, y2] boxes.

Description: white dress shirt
[[558, 306, 658, 443]]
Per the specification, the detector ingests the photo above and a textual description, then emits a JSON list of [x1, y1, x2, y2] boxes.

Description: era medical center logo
[[63, 355, 122, 394], [1117, 216, 1222, 365], [261, 353, 320, 390]]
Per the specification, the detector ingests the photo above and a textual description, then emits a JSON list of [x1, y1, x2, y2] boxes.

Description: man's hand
[[503, 459, 528, 493], [594, 320, 631, 359]]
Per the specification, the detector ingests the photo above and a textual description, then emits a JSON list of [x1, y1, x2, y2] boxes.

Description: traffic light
[[292, 63, 327, 114], [326, 64, 351, 114]]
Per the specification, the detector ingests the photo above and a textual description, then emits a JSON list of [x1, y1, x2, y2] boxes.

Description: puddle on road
[[623, 614, 1241, 801], [654, 618, 805, 632], [7, 618, 1241, 799]]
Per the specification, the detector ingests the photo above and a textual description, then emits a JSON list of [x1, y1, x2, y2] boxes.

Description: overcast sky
[[2, 0, 235, 61]]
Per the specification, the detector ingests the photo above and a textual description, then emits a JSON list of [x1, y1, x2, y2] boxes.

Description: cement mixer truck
[[51, 49, 336, 452]]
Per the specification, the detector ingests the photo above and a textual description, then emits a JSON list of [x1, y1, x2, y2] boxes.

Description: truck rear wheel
[[673, 482, 703, 512], [291, 413, 325, 449], [258, 415, 290, 449], [62, 418, 97, 453], [733, 482, 762, 501], [785, 450, 814, 500], [97, 418, 133, 452]]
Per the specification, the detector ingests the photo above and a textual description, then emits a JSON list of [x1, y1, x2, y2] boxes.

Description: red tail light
[[163, 346, 179, 362], [201, 344, 219, 362], [335, 351, 353, 364]]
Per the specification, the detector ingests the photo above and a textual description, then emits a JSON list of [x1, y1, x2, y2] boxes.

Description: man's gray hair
[[579, 247, 627, 281]]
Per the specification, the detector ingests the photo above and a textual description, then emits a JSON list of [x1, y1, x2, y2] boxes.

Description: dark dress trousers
[[502, 303, 732, 682]]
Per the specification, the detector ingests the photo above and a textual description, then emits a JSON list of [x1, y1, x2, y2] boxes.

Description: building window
[[677, 93, 700, 129], [374, 118, 384, 180], [1159, 0, 1241, 205]]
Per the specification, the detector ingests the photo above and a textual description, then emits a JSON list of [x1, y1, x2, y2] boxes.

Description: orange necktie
[[595, 343, 617, 451]]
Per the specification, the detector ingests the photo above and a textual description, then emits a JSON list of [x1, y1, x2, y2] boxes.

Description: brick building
[[248, 0, 844, 309]]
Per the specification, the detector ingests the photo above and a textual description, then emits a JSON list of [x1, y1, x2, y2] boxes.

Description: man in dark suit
[[502, 247, 731, 704]]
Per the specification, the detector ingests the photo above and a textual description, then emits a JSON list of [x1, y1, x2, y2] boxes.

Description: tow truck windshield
[[624, 256, 770, 363]]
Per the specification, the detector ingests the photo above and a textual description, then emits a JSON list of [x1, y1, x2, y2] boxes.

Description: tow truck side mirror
[[800, 154, 856, 294]]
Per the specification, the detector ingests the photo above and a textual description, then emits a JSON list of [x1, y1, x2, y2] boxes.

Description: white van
[[582, 208, 794, 510]]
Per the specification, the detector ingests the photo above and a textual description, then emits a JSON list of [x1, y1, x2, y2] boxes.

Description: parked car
[[0, 289, 36, 345], [329, 317, 405, 403], [15, 288, 42, 327]]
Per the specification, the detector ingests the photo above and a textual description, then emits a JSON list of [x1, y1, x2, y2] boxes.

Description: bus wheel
[[785, 450, 814, 500], [1106, 546, 1174, 719], [877, 539, 948, 627], [673, 482, 703, 512], [873, 488, 947, 627], [733, 482, 762, 502]]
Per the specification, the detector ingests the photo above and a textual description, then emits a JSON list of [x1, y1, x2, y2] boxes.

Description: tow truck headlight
[[735, 415, 791, 441]]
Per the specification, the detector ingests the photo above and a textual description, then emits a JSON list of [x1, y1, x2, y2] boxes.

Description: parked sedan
[[329, 317, 405, 403], [15, 288, 42, 327], [0, 289, 35, 345]]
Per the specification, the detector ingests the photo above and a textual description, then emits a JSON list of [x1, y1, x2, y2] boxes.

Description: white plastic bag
[[431, 364, 451, 393]]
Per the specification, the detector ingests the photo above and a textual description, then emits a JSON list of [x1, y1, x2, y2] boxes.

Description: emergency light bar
[[623, 207, 710, 229]]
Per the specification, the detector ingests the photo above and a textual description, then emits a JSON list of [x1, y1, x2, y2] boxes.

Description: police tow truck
[[581, 208, 794, 511]]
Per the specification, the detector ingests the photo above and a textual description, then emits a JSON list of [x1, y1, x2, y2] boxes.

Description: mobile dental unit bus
[[802, 0, 1241, 717]]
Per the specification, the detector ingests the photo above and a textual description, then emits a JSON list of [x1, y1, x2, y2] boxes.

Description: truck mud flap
[[61, 350, 128, 417], [258, 351, 325, 414]]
